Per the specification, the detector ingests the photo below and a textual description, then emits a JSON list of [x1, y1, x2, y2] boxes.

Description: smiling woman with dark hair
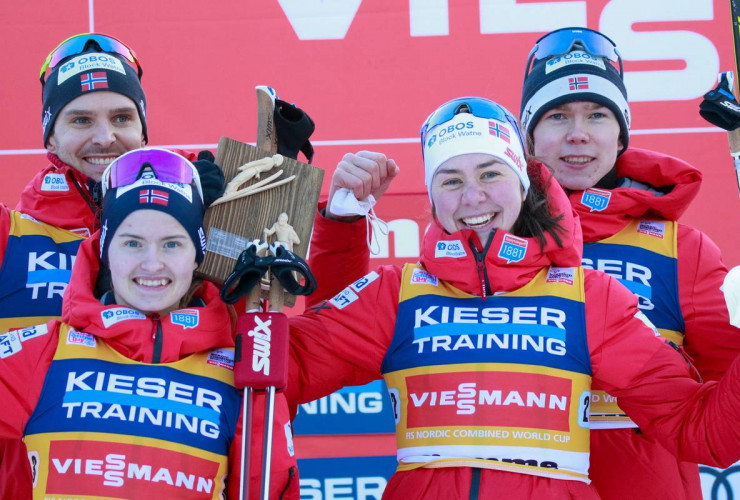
[[285, 97, 740, 499]]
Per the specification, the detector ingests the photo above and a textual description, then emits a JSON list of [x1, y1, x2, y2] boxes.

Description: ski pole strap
[[269, 244, 317, 296], [274, 99, 315, 163], [700, 72, 740, 131], [220, 244, 275, 304]]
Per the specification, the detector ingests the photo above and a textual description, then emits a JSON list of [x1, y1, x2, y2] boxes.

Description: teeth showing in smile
[[87, 157, 117, 165], [135, 278, 169, 287], [562, 156, 593, 165], [462, 214, 494, 227]]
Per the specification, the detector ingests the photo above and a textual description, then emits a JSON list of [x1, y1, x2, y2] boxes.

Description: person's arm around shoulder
[[287, 264, 403, 411], [586, 270, 740, 467], [0, 321, 60, 437], [677, 224, 740, 380], [307, 151, 400, 306]]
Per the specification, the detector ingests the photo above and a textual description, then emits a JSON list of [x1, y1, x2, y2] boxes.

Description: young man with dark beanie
[[519, 27, 740, 500]]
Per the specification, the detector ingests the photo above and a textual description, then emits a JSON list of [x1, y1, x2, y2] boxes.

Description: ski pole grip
[[234, 312, 289, 390]]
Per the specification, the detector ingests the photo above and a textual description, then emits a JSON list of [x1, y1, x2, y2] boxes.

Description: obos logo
[[100, 307, 146, 327], [427, 134, 437, 148], [435, 240, 467, 259]]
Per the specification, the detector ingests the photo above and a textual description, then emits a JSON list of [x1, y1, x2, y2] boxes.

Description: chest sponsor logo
[[410, 268, 438, 286], [405, 371, 572, 432], [101, 307, 146, 327], [57, 53, 126, 84], [171, 309, 199, 329], [581, 257, 653, 306], [546, 267, 575, 285], [350, 271, 380, 292], [206, 349, 234, 370], [61, 368, 226, 441], [435, 240, 467, 259], [26, 250, 76, 300], [0, 331, 22, 358], [581, 188, 611, 212], [546, 51, 606, 73], [41, 173, 70, 192], [329, 288, 359, 309], [46, 440, 220, 498], [412, 304, 568, 356], [66, 328, 96, 347], [498, 234, 527, 264], [637, 220, 666, 239]]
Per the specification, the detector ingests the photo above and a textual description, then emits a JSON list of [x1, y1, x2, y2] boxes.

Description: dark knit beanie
[[520, 49, 630, 154], [99, 178, 206, 267], [41, 51, 147, 146]]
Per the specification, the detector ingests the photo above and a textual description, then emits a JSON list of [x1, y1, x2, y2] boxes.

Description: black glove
[[274, 99, 315, 163], [193, 150, 226, 208], [220, 245, 274, 304], [699, 72, 740, 131]]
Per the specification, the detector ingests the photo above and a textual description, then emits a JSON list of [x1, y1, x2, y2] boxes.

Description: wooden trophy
[[197, 86, 323, 308]]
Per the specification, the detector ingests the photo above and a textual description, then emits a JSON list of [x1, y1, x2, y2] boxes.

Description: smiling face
[[46, 91, 145, 182], [108, 210, 197, 317], [531, 101, 622, 190], [430, 153, 526, 243]]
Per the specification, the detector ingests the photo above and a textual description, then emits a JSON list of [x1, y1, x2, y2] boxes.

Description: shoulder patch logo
[[171, 309, 199, 329], [0, 331, 22, 358], [16, 324, 49, 343], [498, 234, 528, 264], [207, 348, 235, 370], [637, 220, 666, 239], [410, 268, 439, 286], [101, 307, 146, 327], [581, 188, 611, 212], [350, 271, 380, 293], [66, 328, 96, 348], [547, 267, 576, 285], [329, 287, 359, 309], [41, 173, 70, 192]]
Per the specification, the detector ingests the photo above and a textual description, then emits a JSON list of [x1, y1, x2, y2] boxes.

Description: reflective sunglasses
[[524, 27, 623, 79], [420, 97, 525, 153], [40, 33, 142, 84], [101, 148, 203, 202]]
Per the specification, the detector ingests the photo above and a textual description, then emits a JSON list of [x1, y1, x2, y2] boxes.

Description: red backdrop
[[2, 0, 739, 267]]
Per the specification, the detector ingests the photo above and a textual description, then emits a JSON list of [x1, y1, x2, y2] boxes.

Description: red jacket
[[0, 235, 299, 499], [16, 150, 198, 236], [288, 161, 740, 499], [571, 148, 739, 500]]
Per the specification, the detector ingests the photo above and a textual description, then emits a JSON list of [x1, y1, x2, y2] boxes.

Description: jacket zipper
[[151, 315, 163, 363], [469, 232, 495, 299]]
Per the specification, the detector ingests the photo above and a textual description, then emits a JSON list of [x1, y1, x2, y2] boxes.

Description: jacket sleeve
[[0, 321, 59, 438], [286, 265, 401, 411], [305, 203, 370, 307], [677, 224, 740, 381], [586, 271, 740, 468]]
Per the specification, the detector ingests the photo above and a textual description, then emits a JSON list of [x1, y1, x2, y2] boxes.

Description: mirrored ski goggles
[[40, 33, 142, 84], [524, 27, 623, 78], [102, 148, 203, 201], [420, 97, 525, 153]]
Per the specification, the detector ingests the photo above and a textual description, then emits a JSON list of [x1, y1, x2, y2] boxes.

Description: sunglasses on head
[[101, 148, 203, 202], [420, 97, 525, 154], [524, 27, 623, 79], [40, 33, 142, 84]]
